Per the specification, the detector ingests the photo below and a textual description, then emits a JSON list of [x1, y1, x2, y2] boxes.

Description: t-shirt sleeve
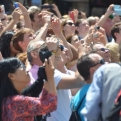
[[54, 69, 63, 87]]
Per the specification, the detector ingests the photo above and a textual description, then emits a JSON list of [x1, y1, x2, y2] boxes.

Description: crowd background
[[0, 0, 121, 121]]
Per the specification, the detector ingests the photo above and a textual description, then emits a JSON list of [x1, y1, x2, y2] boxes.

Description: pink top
[[2, 89, 57, 121]]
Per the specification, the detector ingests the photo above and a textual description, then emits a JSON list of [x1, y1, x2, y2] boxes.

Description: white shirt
[[47, 69, 75, 121]]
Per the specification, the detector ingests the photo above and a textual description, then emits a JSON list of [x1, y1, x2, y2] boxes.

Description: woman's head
[[0, 58, 30, 120], [106, 43, 120, 63], [61, 18, 75, 38], [0, 31, 15, 58], [11, 28, 34, 52], [67, 35, 80, 48]]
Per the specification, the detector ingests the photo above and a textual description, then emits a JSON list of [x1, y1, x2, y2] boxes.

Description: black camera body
[[39, 43, 52, 63]]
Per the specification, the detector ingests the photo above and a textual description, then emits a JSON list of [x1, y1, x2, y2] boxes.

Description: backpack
[[69, 84, 90, 121], [106, 89, 121, 121]]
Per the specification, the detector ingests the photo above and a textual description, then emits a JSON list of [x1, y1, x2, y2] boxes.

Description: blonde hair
[[106, 43, 120, 63]]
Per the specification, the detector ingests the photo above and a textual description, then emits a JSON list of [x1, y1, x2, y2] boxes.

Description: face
[[1, 14, 8, 27], [93, 44, 111, 63], [30, 41, 45, 66], [9, 65, 30, 92], [89, 53, 105, 78], [32, 12, 44, 27], [60, 44, 70, 64], [71, 35, 80, 48], [22, 32, 34, 49], [77, 20, 89, 36], [115, 25, 121, 43], [63, 19, 75, 36]]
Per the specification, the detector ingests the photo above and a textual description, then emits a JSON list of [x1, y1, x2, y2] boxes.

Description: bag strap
[[72, 84, 90, 111]]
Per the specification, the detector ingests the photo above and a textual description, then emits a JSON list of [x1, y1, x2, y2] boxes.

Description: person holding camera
[[0, 57, 57, 121]]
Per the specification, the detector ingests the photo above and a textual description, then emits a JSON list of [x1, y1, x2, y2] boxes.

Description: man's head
[[11, 28, 34, 52], [111, 22, 121, 44], [75, 19, 89, 38], [28, 6, 44, 31], [77, 51, 105, 81], [27, 40, 45, 66], [92, 43, 111, 63]]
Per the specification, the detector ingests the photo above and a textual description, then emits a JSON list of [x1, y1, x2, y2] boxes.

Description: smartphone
[[14, 2, 19, 8], [69, 11, 75, 22], [114, 5, 121, 16], [41, 5, 53, 9]]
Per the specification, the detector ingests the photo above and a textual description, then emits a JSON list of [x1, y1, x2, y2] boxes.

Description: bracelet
[[51, 51, 56, 55]]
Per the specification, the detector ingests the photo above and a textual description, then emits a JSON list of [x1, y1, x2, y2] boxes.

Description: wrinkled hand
[[46, 37, 59, 52], [12, 8, 22, 21]]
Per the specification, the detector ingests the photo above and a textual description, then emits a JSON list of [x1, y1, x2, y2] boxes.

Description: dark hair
[[0, 58, 22, 120], [0, 31, 15, 58], [111, 22, 121, 41], [77, 50, 97, 80]]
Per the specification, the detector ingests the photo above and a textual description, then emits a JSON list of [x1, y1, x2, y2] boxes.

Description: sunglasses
[[64, 22, 75, 26], [58, 45, 65, 51], [99, 48, 110, 52], [91, 58, 105, 67]]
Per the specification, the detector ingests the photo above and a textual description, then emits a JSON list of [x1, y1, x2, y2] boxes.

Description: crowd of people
[[0, 1, 121, 121]]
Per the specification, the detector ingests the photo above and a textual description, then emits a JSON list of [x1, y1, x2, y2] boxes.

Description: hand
[[42, 14, 51, 25], [46, 37, 59, 52], [51, 18, 62, 35], [0, 52, 3, 61], [0, 22, 4, 33], [18, 2, 28, 15], [106, 4, 114, 15], [43, 57, 55, 92], [12, 8, 22, 22], [73, 9, 79, 22], [52, 4, 59, 11], [0, 5, 4, 19]]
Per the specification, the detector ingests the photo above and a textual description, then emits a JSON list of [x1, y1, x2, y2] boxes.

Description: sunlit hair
[[106, 43, 120, 63], [11, 28, 34, 52]]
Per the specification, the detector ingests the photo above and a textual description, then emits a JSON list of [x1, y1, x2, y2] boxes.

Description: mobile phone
[[69, 11, 75, 22], [39, 43, 52, 63], [114, 5, 121, 16], [14, 2, 19, 8], [41, 5, 53, 9]]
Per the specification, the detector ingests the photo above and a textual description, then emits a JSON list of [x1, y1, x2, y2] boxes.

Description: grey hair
[[27, 40, 45, 64]]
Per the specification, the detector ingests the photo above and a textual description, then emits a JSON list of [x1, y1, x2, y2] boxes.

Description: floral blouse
[[2, 89, 57, 121]]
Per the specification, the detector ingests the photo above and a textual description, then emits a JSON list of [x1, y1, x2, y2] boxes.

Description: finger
[[48, 57, 53, 67], [45, 58, 48, 67]]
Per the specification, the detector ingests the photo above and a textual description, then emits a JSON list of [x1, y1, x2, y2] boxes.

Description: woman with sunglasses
[[0, 57, 57, 121], [61, 18, 75, 39]]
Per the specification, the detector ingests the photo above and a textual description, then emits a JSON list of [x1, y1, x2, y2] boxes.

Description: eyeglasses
[[91, 58, 105, 67], [99, 48, 110, 52], [64, 22, 75, 26]]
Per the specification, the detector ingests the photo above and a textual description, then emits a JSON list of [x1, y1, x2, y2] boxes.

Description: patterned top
[[2, 89, 57, 121]]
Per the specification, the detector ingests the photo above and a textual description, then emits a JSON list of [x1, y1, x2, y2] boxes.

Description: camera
[[114, 5, 121, 16], [38, 43, 52, 63], [41, 5, 53, 9]]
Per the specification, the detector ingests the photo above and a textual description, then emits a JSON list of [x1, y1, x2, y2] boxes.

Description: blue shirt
[[81, 63, 121, 121]]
